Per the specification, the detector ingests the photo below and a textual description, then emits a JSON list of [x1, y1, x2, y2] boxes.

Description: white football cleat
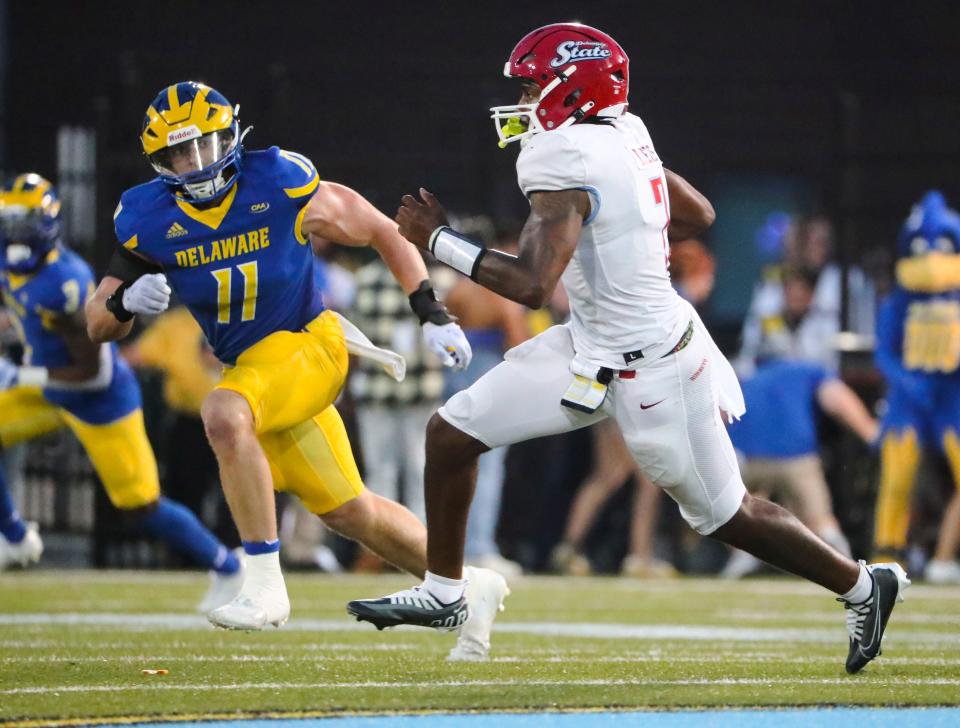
[[208, 589, 290, 630], [447, 566, 509, 662], [197, 549, 246, 614], [0, 522, 43, 570], [208, 552, 289, 630]]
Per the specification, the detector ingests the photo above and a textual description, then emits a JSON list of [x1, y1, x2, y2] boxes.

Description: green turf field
[[1, 572, 958, 725]]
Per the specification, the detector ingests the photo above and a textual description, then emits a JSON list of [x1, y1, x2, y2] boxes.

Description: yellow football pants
[[0, 386, 160, 510], [215, 310, 364, 514]]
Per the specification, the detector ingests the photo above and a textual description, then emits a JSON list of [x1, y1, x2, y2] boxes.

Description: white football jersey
[[516, 113, 688, 370]]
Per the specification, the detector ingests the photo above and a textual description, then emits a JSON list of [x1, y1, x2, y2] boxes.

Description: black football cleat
[[347, 585, 469, 632], [840, 562, 911, 674]]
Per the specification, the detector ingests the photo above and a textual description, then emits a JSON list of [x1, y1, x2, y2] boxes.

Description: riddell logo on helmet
[[550, 41, 612, 68], [166, 126, 201, 146]]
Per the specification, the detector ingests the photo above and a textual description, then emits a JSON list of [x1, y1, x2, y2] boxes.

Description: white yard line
[[725, 610, 960, 625], [559, 578, 960, 601], [4, 677, 960, 696], [0, 653, 403, 663], [0, 644, 412, 661], [0, 613, 954, 645], [5, 571, 960, 598], [491, 655, 960, 666], [3, 654, 960, 667]]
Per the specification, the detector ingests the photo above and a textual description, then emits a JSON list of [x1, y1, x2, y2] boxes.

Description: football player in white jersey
[[348, 23, 909, 673]]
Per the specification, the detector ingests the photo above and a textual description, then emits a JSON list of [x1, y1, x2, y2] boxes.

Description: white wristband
[[17, 366, 49, 388], [428, 227, 486, 279]]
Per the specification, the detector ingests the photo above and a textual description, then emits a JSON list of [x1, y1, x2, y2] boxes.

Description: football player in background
[[85, 83, 505, 658], [0, 173, 243, 612], [348, 23, 909, 674], [121, 306, 236, 548], [873, 191, 960, 583]]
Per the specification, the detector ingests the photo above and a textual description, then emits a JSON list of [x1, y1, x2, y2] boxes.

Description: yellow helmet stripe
[[10, 174, 50, 195], [141, 83, 235, 155], [0, 175, 55, 211], [162, 84, 195, 125]]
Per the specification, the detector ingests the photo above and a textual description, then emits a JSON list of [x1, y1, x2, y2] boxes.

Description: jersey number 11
[[211, 261, 258, 324]]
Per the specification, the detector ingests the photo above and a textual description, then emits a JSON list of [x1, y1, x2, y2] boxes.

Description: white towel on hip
[[332, 311, 406, 382]]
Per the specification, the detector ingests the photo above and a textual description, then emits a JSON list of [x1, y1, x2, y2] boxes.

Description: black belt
[[664, 320, 695, 358], [597, 320, 694, 385]]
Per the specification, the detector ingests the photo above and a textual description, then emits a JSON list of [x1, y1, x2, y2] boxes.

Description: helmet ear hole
[[563, 89, 582, 107], [611, 70, 624, 81]]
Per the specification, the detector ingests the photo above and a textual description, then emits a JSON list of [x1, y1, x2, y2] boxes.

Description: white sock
[[424, 570, 465, 604], [244, 551, 287, 594], [840, 561, 872, 604]]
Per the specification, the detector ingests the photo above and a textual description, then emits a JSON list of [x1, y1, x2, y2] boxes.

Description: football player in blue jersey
[[873, 191, 960, 582], [85, 83, 501, 645], [0, 173, 245, 612]]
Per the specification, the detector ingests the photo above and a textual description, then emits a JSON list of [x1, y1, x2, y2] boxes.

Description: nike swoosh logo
[[640, 399, 666, 410], [862, 616, 881, 652], [859, 586, 882, 653]]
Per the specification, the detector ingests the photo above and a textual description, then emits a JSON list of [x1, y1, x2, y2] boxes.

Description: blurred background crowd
[[1, 1, 959, 583]]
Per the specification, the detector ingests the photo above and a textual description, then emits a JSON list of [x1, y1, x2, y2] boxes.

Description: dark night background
[[3, 1, 960, 572], [2, 0, 960, 327]]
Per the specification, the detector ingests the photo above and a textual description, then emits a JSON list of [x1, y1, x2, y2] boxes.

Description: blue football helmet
[[898, 190, 960, 259], [141, 82, 245, 203], [0, 173, 62, 273]]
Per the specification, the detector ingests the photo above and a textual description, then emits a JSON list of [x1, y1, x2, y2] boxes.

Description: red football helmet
[[491, 23, 629, 146]]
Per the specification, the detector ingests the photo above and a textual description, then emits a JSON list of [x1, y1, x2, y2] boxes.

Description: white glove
[[122, 273, 171, 315], [423, 321, 472, 371], [0, 358, 18, 390]]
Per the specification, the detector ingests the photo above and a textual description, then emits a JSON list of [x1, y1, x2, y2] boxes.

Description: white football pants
[[438, 322, 747, 535]]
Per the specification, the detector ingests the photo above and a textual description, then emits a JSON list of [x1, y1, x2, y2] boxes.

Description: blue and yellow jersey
[[0, 247, 140, 424], [876, 288, 960, 385], [113, 147, 325, 364]]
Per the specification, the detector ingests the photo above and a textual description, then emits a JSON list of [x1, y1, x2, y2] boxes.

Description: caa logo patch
[[250, 202, 270, 214], [550, 41, 612, 68]]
